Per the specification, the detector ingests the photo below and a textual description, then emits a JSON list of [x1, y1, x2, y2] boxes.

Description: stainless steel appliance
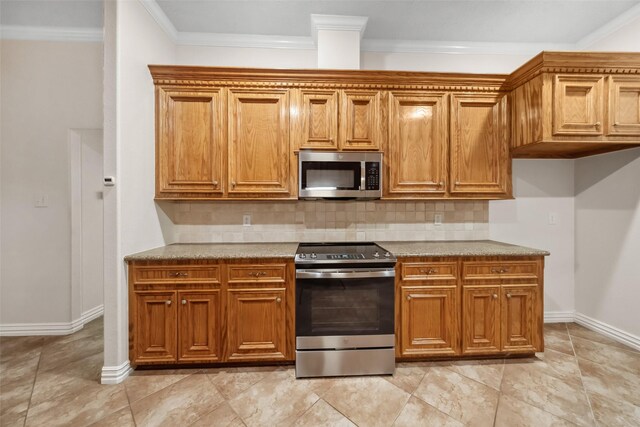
[[295, 242, 396, 378], [298, 151, 382, 200]]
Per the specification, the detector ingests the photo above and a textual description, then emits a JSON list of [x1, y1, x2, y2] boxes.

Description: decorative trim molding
[[177, 32, 315, 50], [139, 0, 178, 42], [574, 312, 640, 351], [310, 14, 368, 44], [0, 305, 104, 336], [544, 311, 575, 323], [101, 361, 133, 385], [0, 25, 102, 42], [576, 2, 640, 50], [362, 39, 573, 56]]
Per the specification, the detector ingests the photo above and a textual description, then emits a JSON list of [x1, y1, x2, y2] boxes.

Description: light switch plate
[[243, 214, 251, 227], [434, 213, 443, 225]]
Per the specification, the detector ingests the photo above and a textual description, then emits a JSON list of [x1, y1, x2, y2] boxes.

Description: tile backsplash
[[162, 200, 489, 243]]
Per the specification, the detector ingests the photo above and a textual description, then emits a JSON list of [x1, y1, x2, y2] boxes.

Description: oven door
[[295, 268, 394, 348]]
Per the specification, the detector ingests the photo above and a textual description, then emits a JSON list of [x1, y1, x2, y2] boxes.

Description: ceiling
[[2, 0, 640, 45]]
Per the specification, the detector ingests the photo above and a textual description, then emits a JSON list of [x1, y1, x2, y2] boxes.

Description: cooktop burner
[[295, 242, 396, 264]]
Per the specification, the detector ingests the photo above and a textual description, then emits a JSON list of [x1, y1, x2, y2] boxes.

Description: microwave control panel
[[365, 162, 380, 190]]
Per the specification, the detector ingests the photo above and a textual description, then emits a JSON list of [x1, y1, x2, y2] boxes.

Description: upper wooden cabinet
[[340, 90, 383, 150], [227, 88, 292, 196], [292, 89, 339, 150], [385, 92, 448, 197], [509, 52, 640, 158], [156, 87, 225, 199], [450, 93, 511, 196]]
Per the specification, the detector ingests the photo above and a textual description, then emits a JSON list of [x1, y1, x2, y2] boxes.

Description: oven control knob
[[384, 252, 391, 258], [373, 251, 380, 258], [311, 253, 317, 259], [299, 253, 306, 259]]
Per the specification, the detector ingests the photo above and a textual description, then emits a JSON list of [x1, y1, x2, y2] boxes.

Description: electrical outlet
[[548, 212, 558, 225], [434, 213, 443, 225], [243, 214, 251, 227], [35, 194, 48, 208]]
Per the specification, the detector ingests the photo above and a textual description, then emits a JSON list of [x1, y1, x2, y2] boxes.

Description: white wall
[[361, 52, 530, 74], [0, 40, 103, 326], [177, 45, 316, 68], [490, 160, 576, 319]]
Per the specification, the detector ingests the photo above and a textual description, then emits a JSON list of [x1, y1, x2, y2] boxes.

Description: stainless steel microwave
[[298, 151, 382, 200]]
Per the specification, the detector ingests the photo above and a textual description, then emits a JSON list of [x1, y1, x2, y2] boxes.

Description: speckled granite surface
[[125, 240, 548, 261], [125, 243, 299, 261], [378, 240, 549, 257]]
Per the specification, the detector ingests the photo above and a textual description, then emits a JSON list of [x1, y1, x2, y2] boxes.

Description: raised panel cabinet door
[[553, 75, 604, 136], [449, 93, 510, 195], [501, 285, 537, 353], [400, 286, 458, 356], [157, 87, 225, 197], [177, 290, 221, 362], [226, 288, 287, 361], [228, 89, 291, 195], [462, 286, 501, 355], [134, 291, 177, 363], [294, 89, 339, 150], [607, 76, 640, 136], [386, 92, 448, 196], [340, 90, 382, 150]]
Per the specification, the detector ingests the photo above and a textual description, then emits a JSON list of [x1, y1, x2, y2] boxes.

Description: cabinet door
[[157, 88, 225, 197], [553, 75, 604, 136], [607, 76, 640, 136], [294, 89, 338, 150], [450, 94, 510, 195], [340, 90, 382, 150], [178, 291, 221, 362], [134, 291, 177, 363], [386, 92, 448, 197], [227, 288, 287, 361], [462, 286, 501, 355], [501, 285, 537, 353], [228, 89, 291, 195], [400, 286, 458, 356]]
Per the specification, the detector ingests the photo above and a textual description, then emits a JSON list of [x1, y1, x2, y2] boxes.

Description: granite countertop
[[378, 240, 550, 257], [124, 242, 300, 261], [125, 240, 548, 261]]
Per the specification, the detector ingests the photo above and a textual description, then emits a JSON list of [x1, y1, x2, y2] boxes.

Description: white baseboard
[[544, 311, 575, 323], [0, 305, 104, 336], [101, 361, 132, 385], [574, 312, 640, 351]]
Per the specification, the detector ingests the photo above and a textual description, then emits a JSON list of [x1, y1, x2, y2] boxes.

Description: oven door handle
[[296, 269, 395, 279]]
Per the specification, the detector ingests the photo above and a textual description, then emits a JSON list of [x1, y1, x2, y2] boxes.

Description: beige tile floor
[[1, 319, 639, 427]]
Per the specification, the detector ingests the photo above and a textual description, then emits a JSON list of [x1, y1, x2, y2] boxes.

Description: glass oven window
[[301, 162, 360, 191]]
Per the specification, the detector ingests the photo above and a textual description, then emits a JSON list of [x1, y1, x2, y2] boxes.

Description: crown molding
[[310, 14, 368, 44], [576, 2, 640, 50], [139, 0, 178, 42], [177, 32, 315, 50], [0, 25, 102, 42], [362, 39, 574, 56]]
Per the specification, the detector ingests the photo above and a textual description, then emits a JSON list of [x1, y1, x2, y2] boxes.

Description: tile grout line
[[567, 325, 598, 427], [22, 338, 46, 427], [408, 369, 468, 425], [492, 358, 506, 427]]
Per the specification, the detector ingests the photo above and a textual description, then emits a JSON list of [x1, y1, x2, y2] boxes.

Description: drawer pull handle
[[249, 271, 268, 277], [501, 268, 509, 273], [491, 267, 510, 274], [170, 272, 188, 278], [166, 300, 172, 306], [492, 294, 498, 299], [181, 299, 187, 305], [406, 295, 412, 301], [420, 268, 438, 275], [276, 297, 282, 303], [506, 293, 512, 299]]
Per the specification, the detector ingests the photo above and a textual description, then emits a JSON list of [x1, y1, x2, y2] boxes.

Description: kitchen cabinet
[[608, 75, 640, 136], [501, 285, 537, 352], [553, 75, 604, 136], [461, 286, 501, 355], [292, 88, 339, 150], [385, 92, 448, 197], [178, 291, 222, 361], [134, 291, 177, 363], [155, 87, 225, 199], [339, 90, 384, 150], [449, 93, 511, 197]]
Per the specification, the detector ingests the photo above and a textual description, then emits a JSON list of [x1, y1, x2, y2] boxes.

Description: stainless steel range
[[294, 242, 396, 378]]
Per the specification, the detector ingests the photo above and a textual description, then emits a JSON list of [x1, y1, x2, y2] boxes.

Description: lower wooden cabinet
[[461, 286, 501, 355], [178, 291, 221, 362], [501, 285, 537, 352], [134, 291, 178, 363]]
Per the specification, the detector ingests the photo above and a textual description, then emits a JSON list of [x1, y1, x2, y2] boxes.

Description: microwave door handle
[[360, 161, 366, 191]]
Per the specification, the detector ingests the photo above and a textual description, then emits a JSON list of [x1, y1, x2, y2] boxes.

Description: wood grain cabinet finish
[[462, 286, 501, 355], [608, 75, 640, 136], [553, 75, 604, 136], [385, 92, 448, 197], [178, 291, 221, 361], [340, 90, 383, 150], [449, 93, 511, 197], [228, 88, 292, 197], [156, 87, 225, 199], [134, 291, 177, 363], [292, 89, 339, 150], [501, 285, 537, 353]]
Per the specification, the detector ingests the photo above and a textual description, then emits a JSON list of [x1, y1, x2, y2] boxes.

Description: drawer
[[401, 262, 458, 282], [462, 261, 538, 280], [133, 264, 221, 284], [228, 264, 287, 282]]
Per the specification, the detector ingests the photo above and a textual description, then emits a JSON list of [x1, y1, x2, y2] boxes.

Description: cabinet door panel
[[227, 289, 287, 361], [400, 287, 458, 356], [450, 94, 509, 195], [228, 89, 290, 195], [553, 75, 604, 136], [157, 88, 224, 196], [387, 92, 447, 196], [340, 90, 381, 150], [462, 286, 501, 355], [502, 285, 537, 352], [178, 291, 221, 361], [608, 76, 640, 136], [294, 89, 338, 149], [135, 291, 177, 363]]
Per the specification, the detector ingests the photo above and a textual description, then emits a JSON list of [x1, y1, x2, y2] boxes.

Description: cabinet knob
[[614, 122, 620, 126], [438, 181, 444, 187], [276, 297, 282, 303], [212, 180, 219, 186], [506, 294, 512, 299], [406, 295, 412, 301], [166, 300, 172, 305], [595, 122, 601, 128], [492, 294, 498, 299], [181, 299, 187, 305], [231, 181, 236, 188]]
